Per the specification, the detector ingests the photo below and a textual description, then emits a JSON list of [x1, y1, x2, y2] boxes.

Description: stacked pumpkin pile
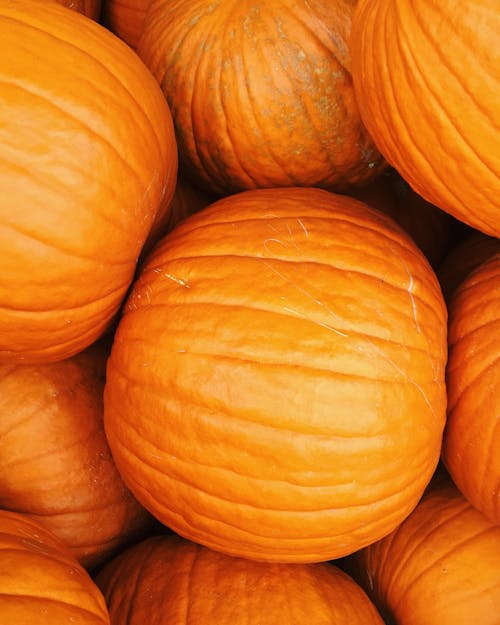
[[0, 0, 498, 623]]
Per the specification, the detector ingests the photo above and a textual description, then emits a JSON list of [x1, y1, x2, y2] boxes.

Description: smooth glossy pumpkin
[[0, 0, 177, 364], [350, 479, 500, 625], [97, 533, 384, 624], [442, 254, 500, 524], [102, 0, 150, 48], [0, 340, 153, 569], [104, 187, 447, 563], [0, 510, 109, 624], [138, 0, 386, 196], [350, 0, 500, 237]]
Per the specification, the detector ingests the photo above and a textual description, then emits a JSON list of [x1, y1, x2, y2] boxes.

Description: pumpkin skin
[[58, 0, 102, 20], [352, 170, 453, 268], [437, 231, 500, 302], [350, 0, 500, 237], [102, 0, 150, 48], [138, 0, 386, 197], [442, 254, 500, 524], [0, 0, 177, 364], [349, 480, 500, 625], [0, 510, 109, 624], [0, 340, 153, 569], [104, 187, 447, 563], [96, 533, 384, 624]]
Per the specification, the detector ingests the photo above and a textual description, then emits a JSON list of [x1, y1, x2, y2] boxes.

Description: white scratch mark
[[297, 218, 309, 238], [163, 272, 191, 288], [402, 261, 421, 333]]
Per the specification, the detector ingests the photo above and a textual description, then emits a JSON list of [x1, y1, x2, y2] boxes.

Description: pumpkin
[[349, 479, 500, 625], [437, 231, 500, 302], [137, 0, 386, 197], [143, 172, 214, 255], [97, 533, 384, 624], [104, 186, 447, 563], [57, 0, 102, 20], [442, 253, 500, 524], [0, 0, 177, 364], [0, 340, 154, 569], [102, 0, 151, 48], [0, 509, 109, 624], [350, 0, 500, 237], [351, 169, 453, 268]]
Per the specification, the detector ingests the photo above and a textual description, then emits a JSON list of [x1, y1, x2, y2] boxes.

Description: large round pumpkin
[[137, 0, 386, 196], [97, 533, 384, 624], [0, 510, 109, 624], [0, 340, 153, 569], [349, 479, 500, 624], [104, 187, 447, 563], [442, 253, 500, 524], [350, 0, 500, 237], [0, 0, 177, 364]]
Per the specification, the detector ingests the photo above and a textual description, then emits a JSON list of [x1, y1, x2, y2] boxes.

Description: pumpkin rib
[[377, 5, 470, 222], [112, 352, 438, 434], [142, 253, 439, 316], [112, 363, 389, 442], [162, 210, 414, 251], [0, 13, 166, 163], [0, 157, 129, 237], [118, 316, 439, 372], [446, 354, 500, 414], [0, 592, 107, 622], [390, 524, 499, 617], [447, 317, 500, 349], [379, 499, 470, 590], [111, 431, 425, 516], [1, 220, 132, 268], [116, 450, 415, 546], [0, 78, 147, 194], [401, 6, 497, 180], [0, 281, 127, 315]]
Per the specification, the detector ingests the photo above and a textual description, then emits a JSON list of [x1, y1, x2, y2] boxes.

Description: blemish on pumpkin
[[163, 272, 191, 288]]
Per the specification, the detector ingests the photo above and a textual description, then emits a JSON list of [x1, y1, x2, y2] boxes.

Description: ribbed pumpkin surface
[[138, 0, 386, 196], [103, 0, 150, 48], [57, 0, 101, 20], [351, 480, 500, 625], [104, 187, 447, 562], [350, 0, 500, 236], [97, 533, 384, 624], [443, 254, 500, 524], [0, 341, 153, 569], [0, 0, 177, 364], [0, 510, 109, 624]]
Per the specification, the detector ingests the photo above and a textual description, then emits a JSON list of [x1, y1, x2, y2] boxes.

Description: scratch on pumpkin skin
[[297, 218, 310, 238], [163, 272, 191, 288]]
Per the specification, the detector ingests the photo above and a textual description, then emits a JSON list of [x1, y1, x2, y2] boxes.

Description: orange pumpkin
[[97, 533, 384, 624], [104, 187, 447, 563], [58, 0, 102, 20], [0, 340, 153, 569], [437, 231, 500, 302], [349, 479, 500, 624], [102, 0, 151, 48], [352, 169, 453, 268], [138, 0, 386, 196], [442, 253, 500, 524], [0, 0, 177, 364], [350, 0, 500, 237], [0, 510, 109, 624]]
